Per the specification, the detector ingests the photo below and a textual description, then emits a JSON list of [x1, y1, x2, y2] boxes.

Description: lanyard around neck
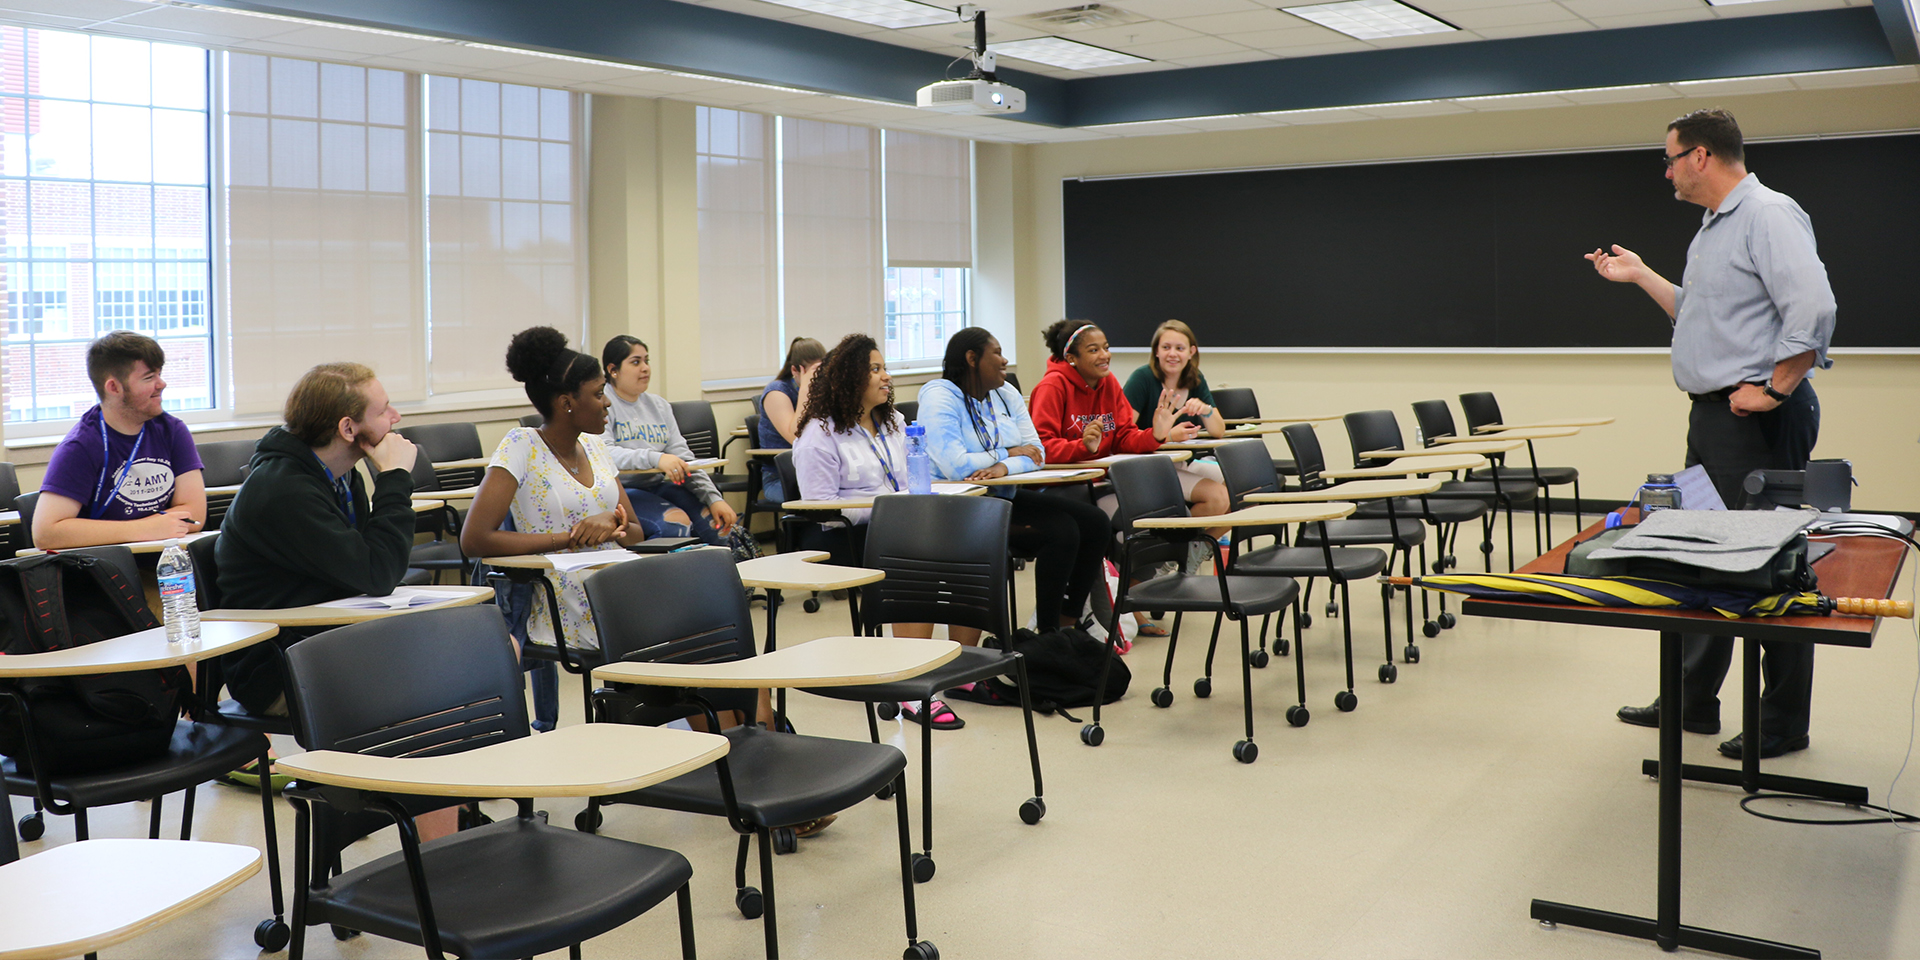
[[857, 425, 901, 491], [88, 416, 149, 520], [965, 389, 1002, 452], [318, 456, 356, 526]]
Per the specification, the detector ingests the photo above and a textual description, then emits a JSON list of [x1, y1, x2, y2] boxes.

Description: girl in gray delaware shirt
[[600, 335, 739, 546]]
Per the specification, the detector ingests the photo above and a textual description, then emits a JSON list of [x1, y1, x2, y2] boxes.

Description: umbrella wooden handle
[[1833, 597, 1914, 619]]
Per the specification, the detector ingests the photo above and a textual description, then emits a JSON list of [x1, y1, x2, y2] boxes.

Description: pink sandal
[[900, 698, 965, 730]]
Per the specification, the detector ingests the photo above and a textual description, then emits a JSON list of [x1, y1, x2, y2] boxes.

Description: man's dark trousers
[[1677, 380, 1820, 737]]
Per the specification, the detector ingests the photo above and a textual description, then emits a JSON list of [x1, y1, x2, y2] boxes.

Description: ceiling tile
[[1166, 49, 1280, 67], [1061, 19, 1206, 50], [1556, 83, 1683, 103], [110, 4, 308, 40], [10, 0, 153, 24], [1786, 65, 1920, 88], [256, 25, 444, 56], [1075, 59, 1189, 76], [1236, 24, 1356, 48], [1585, 10, 1715, 29], [895, 20, 1048, 46], [1253, 36, 1375, 56], [1467, 21, 1595, 39], [1112, 0, 1271, 17], [1444, 5, 1584, 28], [1558, 0, 1702, 18], [1167, 9, 1307, 35], [1669, 75, 1800, 96], [1120, 35, 1257, 60], [1451, 90, 1579, 110]]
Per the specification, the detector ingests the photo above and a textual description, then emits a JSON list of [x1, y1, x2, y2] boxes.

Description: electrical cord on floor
[[1737, 793, 1919, 826]]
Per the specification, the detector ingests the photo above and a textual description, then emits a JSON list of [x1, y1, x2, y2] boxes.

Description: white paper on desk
[[684, 458, 726, 469], [546, 548, 644, 573], [317, 587, 473, 611]]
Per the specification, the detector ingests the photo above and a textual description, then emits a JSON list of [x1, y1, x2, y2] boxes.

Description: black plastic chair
[[772, 451, 832, 614], [1411, 399, 1541, 563], [406, 456, 467, 585], [518, 412, 544, 428], [802, 495, 1045, 876], [576, 549, 937, 960], [741, 413, 783, 538], [1214, 440, 1389, 723], [1459, 391, 1583, 539], [396, 422, 485, 489], [1283, 423, 1420, 683], [895, 400, 919, 423], [1210, 388, 1298, 479], [14, 491, 39, 549], [0, 546, 290, 951], [1090, 456, 1298, 763], [0, 464, 20, 557], [280, 605, 697, 960], [196, 439, 255, 532], [669, 399, 751, 498]]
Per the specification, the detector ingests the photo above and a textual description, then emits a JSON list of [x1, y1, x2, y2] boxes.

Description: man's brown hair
[[85, 330, 166, 400], [1668, 107, 1744, 165], [284, 363, 377, 448]]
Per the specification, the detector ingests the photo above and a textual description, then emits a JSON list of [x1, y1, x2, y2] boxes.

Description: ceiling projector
[[916, 6, 1025, 115]]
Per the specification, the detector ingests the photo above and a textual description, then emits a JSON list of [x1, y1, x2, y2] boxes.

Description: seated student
[[920, 327, 1108, 638], [460, 327, 648, 655], [755, 337, 825, 502], [218, 363, 420, 719], [34, 331, 206, 550], [600, 335, 739, 546], [1120, 318, 1231, 498]]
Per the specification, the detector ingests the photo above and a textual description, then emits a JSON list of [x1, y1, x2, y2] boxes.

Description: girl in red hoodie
[[1030, 319, 1179, 463]]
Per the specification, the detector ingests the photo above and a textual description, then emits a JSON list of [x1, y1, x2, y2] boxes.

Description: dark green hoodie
[[216, 426, 417, 713]]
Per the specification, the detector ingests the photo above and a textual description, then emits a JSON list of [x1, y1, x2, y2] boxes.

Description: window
[[884, 266, 968, 366], [881, 130, 971, 366], [695, 106, 778, 386], [0, 27, 213, 423]]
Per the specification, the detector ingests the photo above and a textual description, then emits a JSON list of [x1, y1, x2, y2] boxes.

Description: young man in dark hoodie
[[216, 362, 419, 718]]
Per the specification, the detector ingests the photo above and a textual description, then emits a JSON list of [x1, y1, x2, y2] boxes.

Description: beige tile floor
[[11, 535, 1920, 959]]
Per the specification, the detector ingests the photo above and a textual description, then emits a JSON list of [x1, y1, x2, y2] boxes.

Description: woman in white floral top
[[462, 326, 647, 650]]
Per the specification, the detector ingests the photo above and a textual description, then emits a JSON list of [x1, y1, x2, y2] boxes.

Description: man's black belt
[[1688, 387, 1737, 403]]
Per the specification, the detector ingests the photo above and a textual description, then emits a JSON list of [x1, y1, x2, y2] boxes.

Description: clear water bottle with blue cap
[[156, 540, 201, 643], [1639, 473, 1682, 513], [904, 422, 932, 495]]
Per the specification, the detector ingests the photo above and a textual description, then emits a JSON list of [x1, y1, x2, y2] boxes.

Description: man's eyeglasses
[[1662, 145, 1710, 168]]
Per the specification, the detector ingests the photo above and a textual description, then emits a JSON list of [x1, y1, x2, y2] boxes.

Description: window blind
[[695, 107, 778, 385], [779, 117, 881, 347], [225, 54, 423, 416], [882, 130, 971, 269], [426, 77, 582, 395]]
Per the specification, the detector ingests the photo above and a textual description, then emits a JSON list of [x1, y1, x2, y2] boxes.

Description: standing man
[[33, 331, 206, 549], [1587, 108, 1836, 759], [216, 362, 419, 718]]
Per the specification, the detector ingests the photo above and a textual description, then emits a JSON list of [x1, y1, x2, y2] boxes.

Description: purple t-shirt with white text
[[40, 406, 204, 521]]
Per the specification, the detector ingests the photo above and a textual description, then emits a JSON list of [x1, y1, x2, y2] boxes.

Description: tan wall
[[1017, 83, 1920, 510]]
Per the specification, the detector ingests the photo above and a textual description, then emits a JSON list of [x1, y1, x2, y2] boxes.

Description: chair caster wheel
[[575, 807, 603, 833], [1232, 740, 1258, 764], [16, 812, 44, 842], [1286, 704, 1310, 727], [1274, 638, 1291, 656], [803, 598, 821, 614], [875, 701, 900, 721], [1335, 690, 1358, 712], [1325, 602, 1339, 619], [332, 925, 360, 941], [911, 852, 936, 882], [875, 782, 895, 801], [736, 887, 764, 920], [1480, 541, 1494, 557], [254, 918, 290, 952], [1299, 612, 1312, 629], [1151, 610, 1165, 620], [772, 827, 797, 855], [1151, 687, 1174, 708], [1404, 644, 1421, 664], [905, 940, 941, 960], [1423, 620, 1440, 638], [1444, 554, 1457, 568], [1080, 724, 1104, 746], [1379, 663, 1398, 683], [1248, 649, 1270, 669], [1438, 612, 1457, 629], [1193, 678, 1212, 698], [1019, 797, 1046, 825]]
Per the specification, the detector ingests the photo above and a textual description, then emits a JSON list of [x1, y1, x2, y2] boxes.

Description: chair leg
[[892, 773, 931, 958], [288, 798, 312, 960], [149, 793, 164, 839], [74, 807, 88, 842], [257, 746, 288, 939], [676, 884, 697, 960], [755, 828, 780, 960], [178, 783, 196, 840], [1339, 581, 1357, 696], [734, 833, 752, 895], [1158, 615, 1183, 692], [1011, 657, 1046, 824], [1235, 616, 1257, 761], [918, 699, 935, 863], [1291, 602, 1308, 709], [1199, 613, 1223, 691]]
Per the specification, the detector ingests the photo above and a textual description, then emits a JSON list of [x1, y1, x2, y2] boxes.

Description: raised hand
[[1586, 244, 1647, 283]]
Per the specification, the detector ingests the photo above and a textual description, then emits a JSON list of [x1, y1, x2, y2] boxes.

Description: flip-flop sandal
[[900, 698, 965, 730], [219, 759, 293, 793], [791, 814, 838, 838], [1136, 622, 1170, 638]]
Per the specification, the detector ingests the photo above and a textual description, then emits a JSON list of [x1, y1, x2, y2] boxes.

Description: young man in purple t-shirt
[[33, 331, 206, 550]]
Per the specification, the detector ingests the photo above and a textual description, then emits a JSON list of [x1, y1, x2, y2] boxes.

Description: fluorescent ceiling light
[[1281, 0, 1456, 40], [988, 37, 1148, 70], [751, 0, 955, 29]]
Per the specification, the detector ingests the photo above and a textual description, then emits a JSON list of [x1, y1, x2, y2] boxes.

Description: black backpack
[[0, 553, 191, 775], [978, 627, 1131, 716]]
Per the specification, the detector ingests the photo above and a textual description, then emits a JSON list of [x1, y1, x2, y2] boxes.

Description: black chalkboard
[[1062, 132, 1920, 349]]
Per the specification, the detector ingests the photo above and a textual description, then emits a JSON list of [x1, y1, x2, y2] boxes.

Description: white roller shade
[[696, 107, 779, 385], [224, 54, 424, 416], [883, 130, 971, 269], [779, 117, 881, 345]]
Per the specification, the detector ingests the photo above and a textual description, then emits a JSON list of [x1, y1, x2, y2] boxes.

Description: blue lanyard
[[965, 392, 1002, 452], [88, 416, 148, 520], [319, 458, 356, 526], [858, 425, 902, 491]]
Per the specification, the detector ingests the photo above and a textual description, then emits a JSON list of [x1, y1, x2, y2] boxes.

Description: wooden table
[[412, 485, 478, 503], [621, 457, 724, 477], [0, 839, 262, 960], [432, 456, 491, 471], [594, 635, 961, 689], [736, 550, 884, 653], [731, 426, 750, 438], [1039, 451, 1191, 471], [1218, 423, 1293, 437], [0, 620, 279, 678], [1463, 516, 1909, 959], [1224, 414, 1341, 425], [1474, 416, 1615, 432], [781, 483, 985, 512], [968, 468, 1105, 487], [201, 585, 495, 628], [1321, 454, 1489, 480], [1245, 477, 1442, 503], [276, 722, 729, 799], [205, 484, 242, 497], [1358, 440, 1523, 460], [1432, 426, 1578, 442], [15, 529, 218, 559]]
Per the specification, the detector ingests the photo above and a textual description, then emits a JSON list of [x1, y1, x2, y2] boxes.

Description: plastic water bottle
[[1639, 474, 1683, 513], [157, 541, 201, 643], [904, 422, 933, 495]]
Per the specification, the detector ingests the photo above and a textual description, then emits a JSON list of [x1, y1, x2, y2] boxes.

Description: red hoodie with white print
[[1028, 356, 1163, 463]]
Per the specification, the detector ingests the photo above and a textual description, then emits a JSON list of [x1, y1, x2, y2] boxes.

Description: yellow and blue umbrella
[[1381, 573, 1910, 620]]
